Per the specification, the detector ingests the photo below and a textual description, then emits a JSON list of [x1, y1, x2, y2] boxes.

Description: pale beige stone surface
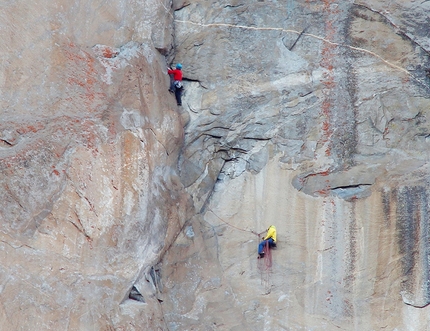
[[2, 0, 430, 330], [160, 0, 430, 330], [0, 0, 191, 330]]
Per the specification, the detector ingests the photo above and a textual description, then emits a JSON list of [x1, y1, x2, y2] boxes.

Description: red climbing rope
[[208, 209, 274, 291], [263, 240, 273, 268], [257, 240, 273, 292]]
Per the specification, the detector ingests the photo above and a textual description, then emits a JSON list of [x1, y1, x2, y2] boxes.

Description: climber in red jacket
[[168, 63, 183, 106]]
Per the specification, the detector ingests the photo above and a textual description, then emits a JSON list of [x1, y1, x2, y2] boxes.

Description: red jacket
[[168, 69, 182, 81]]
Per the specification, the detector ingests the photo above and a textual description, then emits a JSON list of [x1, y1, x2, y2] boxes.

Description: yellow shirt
[[263, 225, 276, 243]]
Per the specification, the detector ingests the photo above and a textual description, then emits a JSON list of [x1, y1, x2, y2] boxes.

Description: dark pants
[[258, 238, 275, 254], [174, 87, 183, 106], [169, 75, 183, 106]]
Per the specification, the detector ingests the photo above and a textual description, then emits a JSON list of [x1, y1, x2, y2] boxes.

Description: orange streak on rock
[[318, 0, 337, 163], [63, 43, 106, 113], [16, 122, 45, 135]]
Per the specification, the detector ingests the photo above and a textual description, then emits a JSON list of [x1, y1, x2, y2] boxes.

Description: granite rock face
[[0, 0, 192, 330], [2, 0, 430, 330], [160, 0, 430, 330]]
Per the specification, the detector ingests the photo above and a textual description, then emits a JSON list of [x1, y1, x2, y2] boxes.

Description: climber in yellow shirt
[[258, 225, 276, 258]]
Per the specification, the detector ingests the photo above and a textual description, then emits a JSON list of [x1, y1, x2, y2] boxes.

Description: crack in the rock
[[405, 301, 430, 309], [353, 2, 430, 56], [145, 128, 169, 156], [183, 77, 200, 83], [187, 126, 232, 145], [367, 117, 385, 135], [84, 196, 98, 217], [416, 133, 430, 139], [71, 210, 92, 240], [4, 183, 26, 211], [382, 118, 395, 140], [173, 18, 429, 91], [218, 146, 249, 155], [243, 136, 271, 141], [288, 26, 309, 51], [301, 169, 331, 181], [198, 122, 230, 130], [379, 111, 424, 141], [298, 90, 314, 97], [224, 4, 245, 8], [128, 285, 145, 303], [174, 3, 191, 11], [0, 239, 35, 250], [318, 245, 335, 252], [0, 139, 13, 147], [183, 77, 208, 89], [202, 133, 223, 139], [187, 105, 199, 113], [330, 183, 372, 190]]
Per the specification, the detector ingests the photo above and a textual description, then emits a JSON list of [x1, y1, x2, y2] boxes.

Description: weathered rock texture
[[160, 0, 430, 330], [2, 0, 430, 330], [0, 0, 192, 330]]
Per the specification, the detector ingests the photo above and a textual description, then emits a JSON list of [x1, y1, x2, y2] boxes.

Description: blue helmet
[[176, 63, 182, 69]]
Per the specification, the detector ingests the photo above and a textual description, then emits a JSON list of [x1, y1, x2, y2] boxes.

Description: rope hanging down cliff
[[208, 209, 263, 237], [208, 210, 275, 291]]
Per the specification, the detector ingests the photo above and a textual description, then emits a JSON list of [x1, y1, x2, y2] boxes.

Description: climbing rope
[[208, 209, 274, 291], [208, 209, 258, 236], [257, 240, 273, 293]]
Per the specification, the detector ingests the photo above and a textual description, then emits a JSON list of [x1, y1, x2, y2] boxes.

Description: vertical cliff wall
[[0, 0, 191, 330], [2, 0, 430, 330], [160, 0, 430, 330]]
